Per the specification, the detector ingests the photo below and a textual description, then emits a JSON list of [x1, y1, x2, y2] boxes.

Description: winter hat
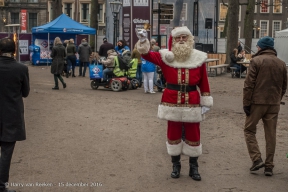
[[257, 36, 274, 49], [103, 37, 107, 42], [151, 38, 157, 45], [165, 26, 193, 62]]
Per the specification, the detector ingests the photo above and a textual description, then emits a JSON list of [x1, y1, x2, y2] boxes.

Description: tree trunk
[[52, 0, 63, 20], [90, 0, 99, 52], [226, 0, 239, 65], [243, 0, 255, 54], [172, 0, 184, 27]]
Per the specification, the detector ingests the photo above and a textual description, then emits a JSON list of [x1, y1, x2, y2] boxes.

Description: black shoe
[[264, 167, 273, 176], [189, 157, 201, 181], [66, 74, 69, 78], [72, 74, 76, 77], [78, 74, 82, 77], [250, 159, 264, 171], [82, 75, 85, 77], [63, 83, 67, 89], [171, 155, 181, 178], [52, 87, 59, 90], [235, 72, 240, 78]]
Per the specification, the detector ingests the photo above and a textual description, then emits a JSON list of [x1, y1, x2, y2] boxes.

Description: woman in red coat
[[136, 26, 213, 181]]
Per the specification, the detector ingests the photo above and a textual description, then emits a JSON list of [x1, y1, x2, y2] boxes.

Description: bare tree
[[89, 0, 99, 51], [51, 0, 63, 20], [243, 0, 255, 54], [225, 0, 239, 65], [172, 0, 184, 27]]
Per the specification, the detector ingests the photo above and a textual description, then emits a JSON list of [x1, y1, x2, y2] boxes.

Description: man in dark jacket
[[78, 38, 92, 77], [243, 36, 287, 176], [98, 37, 114, 58], [0, 38, 30, 192]]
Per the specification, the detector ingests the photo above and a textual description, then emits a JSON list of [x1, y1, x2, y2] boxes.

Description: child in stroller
[[155, 66, 166, 92]]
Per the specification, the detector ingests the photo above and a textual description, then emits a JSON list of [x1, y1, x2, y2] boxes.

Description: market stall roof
[[275, 28, 288, 65], [32, 14, 96, 34]]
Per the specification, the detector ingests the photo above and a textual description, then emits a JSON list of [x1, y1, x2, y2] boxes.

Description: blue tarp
[[32, 14, 96, 34]]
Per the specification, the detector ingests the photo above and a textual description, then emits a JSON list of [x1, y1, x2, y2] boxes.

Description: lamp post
[[109, 0, 122, 47]]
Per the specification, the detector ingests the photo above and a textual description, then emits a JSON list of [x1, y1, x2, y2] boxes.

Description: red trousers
[[167, 121, 200, 145]]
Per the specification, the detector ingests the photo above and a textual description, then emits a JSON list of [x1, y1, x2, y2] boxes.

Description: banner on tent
[[35, 38, 53, 59]]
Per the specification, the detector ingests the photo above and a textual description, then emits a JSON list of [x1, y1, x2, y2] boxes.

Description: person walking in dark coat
[[0, 37, 30, 192], [66, 38, 77, 77], [243, 36, 287, 176], [50, 37, 67, 89], [78, 38, 92, 77], [98, 37, 114, 58]]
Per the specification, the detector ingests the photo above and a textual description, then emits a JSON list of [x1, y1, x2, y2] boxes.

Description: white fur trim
[[171, 26, 192, 37], [165, 51, 175, 62], [166, 141, 183, 156], [136, 40, 150, 54], [182, 143, 202, 157], [200, 96, 213, 107], [159, 49, 207, 69], [158, 104, 204, 123]]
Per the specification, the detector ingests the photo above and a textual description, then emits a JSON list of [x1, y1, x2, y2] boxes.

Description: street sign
[[160, 4, 173, 9], [160, 15, 173, 20], [159, 20, 170, 24], [160, 10, 173, 14]]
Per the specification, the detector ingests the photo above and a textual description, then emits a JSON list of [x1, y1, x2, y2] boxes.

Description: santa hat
[[165, 26, 193, 62]]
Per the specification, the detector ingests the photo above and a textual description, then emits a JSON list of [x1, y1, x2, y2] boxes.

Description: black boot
[[189, 157, 201, 181], [171, 155, 181, 178]]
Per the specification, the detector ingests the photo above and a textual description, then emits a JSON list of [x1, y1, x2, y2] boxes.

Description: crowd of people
[[50, 36, 162, 93]]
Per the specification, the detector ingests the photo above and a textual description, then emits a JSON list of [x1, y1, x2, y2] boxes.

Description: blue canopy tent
[[30, 14, 96, 65]]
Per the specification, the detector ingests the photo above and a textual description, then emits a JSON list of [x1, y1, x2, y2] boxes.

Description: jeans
[[103, 68, 113, 81], [0, 141, 16, 191], [232, 63, 247, 74], [136, 64, 142, 86], [66, 55, 77, 75], [79, 62, 88, 76]]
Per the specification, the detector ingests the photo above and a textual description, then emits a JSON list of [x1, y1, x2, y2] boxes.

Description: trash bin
[[29, 45, 40, 65]]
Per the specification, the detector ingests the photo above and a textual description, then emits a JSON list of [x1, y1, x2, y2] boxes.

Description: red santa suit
[[138, 27, 213, 158]]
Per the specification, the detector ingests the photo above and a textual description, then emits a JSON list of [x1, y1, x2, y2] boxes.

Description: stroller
[[155, 66, 166, 92]]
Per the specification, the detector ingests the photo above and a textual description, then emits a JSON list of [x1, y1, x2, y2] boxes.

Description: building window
[[260, 20, 268, 37], [64, 3, 72, 18], [180, 3, 187, 21], [81, 3, 89, 23], [28, 13, 37, 32], [11, 13, 19, 24], [219, 3, 228, 21], [98, 4, 103, 22], [28, 0, 39, 3], [273, 0, 282, 13], [260, 0, 269, 13], [9, 0, 20, 2], [218, 25, 225, 38], [272, 21, 281, 37]]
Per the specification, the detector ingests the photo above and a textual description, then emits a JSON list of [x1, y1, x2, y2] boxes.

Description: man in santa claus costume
[[136, 26, 213, 181]]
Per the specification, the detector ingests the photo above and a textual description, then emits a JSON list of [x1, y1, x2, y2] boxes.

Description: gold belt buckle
[[180, 84, 187, 93]]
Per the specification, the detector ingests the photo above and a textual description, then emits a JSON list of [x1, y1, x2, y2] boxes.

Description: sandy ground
[[6, 65, 288, 192]]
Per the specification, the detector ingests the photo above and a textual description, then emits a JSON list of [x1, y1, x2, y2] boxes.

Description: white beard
[[171, 38, 194, 62]]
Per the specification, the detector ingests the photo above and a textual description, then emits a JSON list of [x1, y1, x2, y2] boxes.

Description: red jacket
[[142, 49, 213, 122]]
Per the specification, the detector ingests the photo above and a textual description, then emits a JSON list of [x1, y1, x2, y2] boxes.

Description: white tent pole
[[94, 35, 96, 52], [47, 33, 49, 66]]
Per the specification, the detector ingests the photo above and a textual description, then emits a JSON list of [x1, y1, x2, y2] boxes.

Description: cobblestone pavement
[[7, 65, 288, 192]]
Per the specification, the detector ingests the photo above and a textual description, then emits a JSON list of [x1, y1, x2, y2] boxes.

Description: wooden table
[[205, 59, 220, 77], [237, 61, 250, 78]]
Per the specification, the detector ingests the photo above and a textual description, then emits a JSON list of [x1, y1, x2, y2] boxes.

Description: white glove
[[135, 28, 148, 43], [201, 106, 210, 114]]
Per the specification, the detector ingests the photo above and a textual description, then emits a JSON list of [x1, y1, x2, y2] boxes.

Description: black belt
[[166, 84, 197, 92]]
